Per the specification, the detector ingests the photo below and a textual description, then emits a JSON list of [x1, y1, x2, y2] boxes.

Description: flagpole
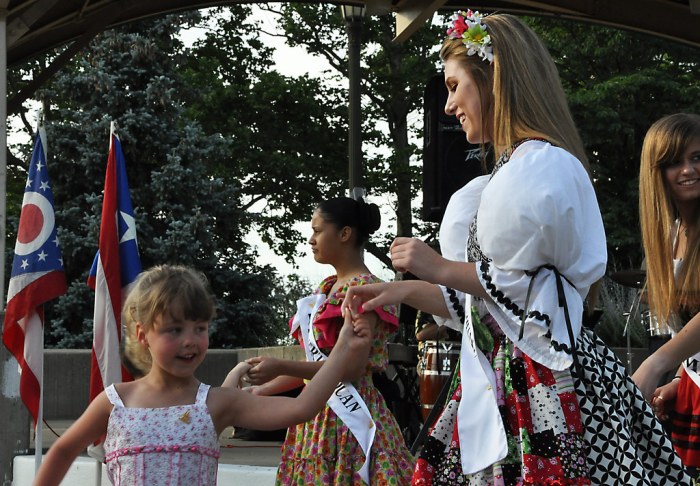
[[92, 121, 105, 486], [3, 100, 66, 485], [93, 120, 116, 486], [92, 121, 117, 486], [35, 321, 44, 472], [34, 122, 47, 474], [0, 1, 8, 306], [88, 119, 139, 486]]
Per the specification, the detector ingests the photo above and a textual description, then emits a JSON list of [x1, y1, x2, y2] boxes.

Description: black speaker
[[422, 74, 484, 223]]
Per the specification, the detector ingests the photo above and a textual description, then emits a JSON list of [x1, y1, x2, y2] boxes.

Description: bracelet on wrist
[[673, 375, 682, 381]]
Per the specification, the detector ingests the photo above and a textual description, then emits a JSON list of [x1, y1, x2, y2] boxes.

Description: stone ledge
[[43, 346, 304, 419]]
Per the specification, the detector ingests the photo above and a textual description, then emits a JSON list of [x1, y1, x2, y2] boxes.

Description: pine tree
[[9, 10, 287, 348]]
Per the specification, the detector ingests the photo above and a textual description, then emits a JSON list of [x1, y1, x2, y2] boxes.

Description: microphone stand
[[622, 289, 642, 372]]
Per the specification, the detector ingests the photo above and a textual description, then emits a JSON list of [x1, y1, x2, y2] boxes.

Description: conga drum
[[417, 340, 460, 421]]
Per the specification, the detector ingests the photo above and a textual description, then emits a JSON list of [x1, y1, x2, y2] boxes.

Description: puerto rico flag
[[3, 128, 67, 424], [88, 124, 141, 402]]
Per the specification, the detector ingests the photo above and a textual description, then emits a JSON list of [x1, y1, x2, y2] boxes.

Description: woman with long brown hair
[[633, 112, 700, 478]]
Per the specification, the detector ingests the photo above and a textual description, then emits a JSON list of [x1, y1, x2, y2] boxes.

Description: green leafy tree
[[182, 7, 350, 263], [274, 5, 445, 263], [184, 6, 445, 269], [268, 273, 313, 346], [242, 9, 699, 273]]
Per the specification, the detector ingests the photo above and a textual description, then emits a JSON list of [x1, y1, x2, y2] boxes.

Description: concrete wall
[[45, 346, 305, 419], [43, 345, 648, 420]]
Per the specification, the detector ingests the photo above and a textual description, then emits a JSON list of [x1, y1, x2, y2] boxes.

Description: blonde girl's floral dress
[[412, 140, 691, 486], [103, 383, 220, 486], [276, 274, 415, 485]]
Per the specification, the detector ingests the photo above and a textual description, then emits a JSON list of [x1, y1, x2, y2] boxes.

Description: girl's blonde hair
[[639, 113, 700, 330], [439, 14, 588, 170], [122, 264, 216, 374]]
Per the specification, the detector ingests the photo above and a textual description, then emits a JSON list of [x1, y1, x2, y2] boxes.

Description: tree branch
[[365, 240, 392, 271], [241, 194, 267, 212]]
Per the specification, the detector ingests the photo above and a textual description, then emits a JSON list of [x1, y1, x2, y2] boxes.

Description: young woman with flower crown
[[243, 197, 414, 485], [344, 11, 691, 485]]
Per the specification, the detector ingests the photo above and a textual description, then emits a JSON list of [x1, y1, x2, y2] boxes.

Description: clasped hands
[[631, 355, 680, 421], [241, 293, 375, 390], [649, 380, 680, 422]]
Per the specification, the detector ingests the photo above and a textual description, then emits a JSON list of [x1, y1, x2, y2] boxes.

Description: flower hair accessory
[[446, 9, 494, 64]]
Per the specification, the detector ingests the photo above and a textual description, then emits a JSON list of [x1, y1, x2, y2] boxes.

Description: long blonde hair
[[439, 14, 588, 169], [122, 264, 216, 374], [639, 113, 700, 329]]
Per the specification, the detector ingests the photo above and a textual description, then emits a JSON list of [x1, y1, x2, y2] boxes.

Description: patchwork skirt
[[412, 323, 691, 485]]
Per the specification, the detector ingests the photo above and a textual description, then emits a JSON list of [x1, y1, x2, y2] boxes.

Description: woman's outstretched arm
[[342, 280, 449, 317], [632, 310, 700, 400]]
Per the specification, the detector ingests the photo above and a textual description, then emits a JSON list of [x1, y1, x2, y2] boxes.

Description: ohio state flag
[[3, 128, 67, 423]]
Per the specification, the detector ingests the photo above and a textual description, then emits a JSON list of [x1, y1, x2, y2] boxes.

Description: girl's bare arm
[[34, 392, 112, 486], [210, 310, 372, 432]]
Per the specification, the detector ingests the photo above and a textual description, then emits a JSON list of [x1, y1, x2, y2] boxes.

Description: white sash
[[683, 351, 700, 389], [456, 294, 508, 474], [290, 294, 376, 485]]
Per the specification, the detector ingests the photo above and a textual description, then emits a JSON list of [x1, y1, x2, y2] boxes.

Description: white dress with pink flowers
[[103, 383, 220, 485]]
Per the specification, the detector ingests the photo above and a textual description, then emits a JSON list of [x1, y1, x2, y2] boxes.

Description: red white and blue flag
[[3, 128, 67, 424], [88, 125, 141, 402]]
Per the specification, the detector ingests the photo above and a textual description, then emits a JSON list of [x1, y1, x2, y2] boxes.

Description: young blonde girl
[[34, 264, 370, 486]]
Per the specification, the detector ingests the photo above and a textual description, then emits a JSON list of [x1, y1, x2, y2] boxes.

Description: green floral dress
[[276, 274, 415, 485]]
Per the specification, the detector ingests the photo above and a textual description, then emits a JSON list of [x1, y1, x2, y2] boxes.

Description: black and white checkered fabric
[[573, 328, 692, 485]]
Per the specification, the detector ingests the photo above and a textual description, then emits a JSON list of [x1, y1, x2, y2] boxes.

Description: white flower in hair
[[446, 9, 494, 64]]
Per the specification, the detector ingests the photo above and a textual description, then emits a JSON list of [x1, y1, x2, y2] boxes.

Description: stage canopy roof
[[4, 0, 697, 115], [5, 0, 700, 69], [392, 0, 700, 44]]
